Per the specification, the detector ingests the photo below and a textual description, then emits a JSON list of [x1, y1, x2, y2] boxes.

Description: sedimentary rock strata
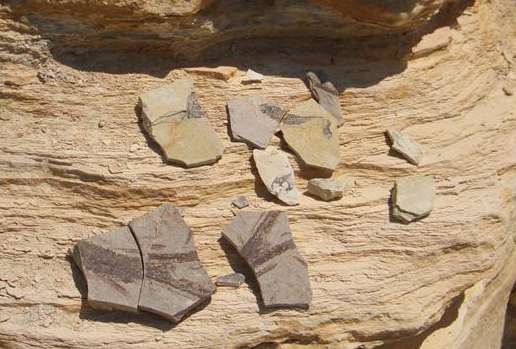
[[392, 175, 435, 223], [307, 178, 345, 201], [386, 129, 423, 165], [139, 78, 224, 167], [306, 72, 344, 126], [253, 147, 300, 205], [223, 211, 312, 309]]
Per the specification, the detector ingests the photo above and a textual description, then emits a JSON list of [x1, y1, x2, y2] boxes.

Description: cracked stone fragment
[[232, 196, 249, 209], [227, 96, 285, 148], [222, 211, 312, 308], [281, 99, 340, 171], [306, 71, 344, 126], [128, 204, 215, 322], [253, 147, 300, 206], [307, 178, 345, 201], [386, 129, 423, 165], [216, 273, 245, 288], [392, 176, 435, 223], [139, 78, 223, 167], [242, 69, 264, 83], [72, 226, 143, 313]]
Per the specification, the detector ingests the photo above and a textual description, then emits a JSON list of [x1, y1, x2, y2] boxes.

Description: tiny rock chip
[[128, 204, 215, 322], [307, 178, 345, 201], [139, 78, 224, 167], [222, 211, 312, 309], [386, 129, 423, 165], [242, 69, 264, 83], [231, 196, 249, 209], [98, 119, 105, 128], [72, 226, 143, 313], [306, 71, 344, 126], [216, 273, 245, 288], [281, 99, 340, 171], [253, 147, 300, 206], [392, 175, 435, 223], [227, 96, 285, 148]]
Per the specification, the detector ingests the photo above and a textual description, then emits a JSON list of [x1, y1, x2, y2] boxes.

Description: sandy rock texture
[[0, 0, 515, 348]]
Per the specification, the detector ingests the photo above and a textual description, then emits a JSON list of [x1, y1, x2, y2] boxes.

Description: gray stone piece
[[392, 176, 435, 223], [222, 211, 312, 309], [128, 204, 216, 322], [307, 178, 345, 201], [386, 129, 423, 165], [227, 96, 285, 149], [72, 226, 143, 313], [139, 78, 224, 167], [253, 147, 300, 206], [232, 196, 250, 209], [242, 69, 264, 83], [215, 273, 246, 288], [306, 72, 344, 126]]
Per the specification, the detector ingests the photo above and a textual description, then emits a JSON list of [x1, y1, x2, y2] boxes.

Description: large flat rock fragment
[[281, 99, 340, 171], [128, 204, 215, 322], [222, 211, 312, 308], [72, 226, 143, 313], [253, 147, 300, 206], [139, 78, 223, 167], [227, 96, 285, 148], [306, 72, 344, 126], [392, 176, 435, 223], [386, 129, 423, 165]]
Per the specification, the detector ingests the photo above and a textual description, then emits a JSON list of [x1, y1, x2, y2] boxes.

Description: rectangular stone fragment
[[222, 211, 312, 309], [392, 175, 435, 223]]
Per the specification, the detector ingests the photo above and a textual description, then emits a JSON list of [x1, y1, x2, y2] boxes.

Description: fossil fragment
[[128, 204, 216, 322], [306, 71, 343, 126], [72, 226, 143, 313], [139, 78, 224, 167], [216, 273, 245, 288], [253, 147, 300, 206], [386, 129, 423, 165], [281, 99, 340, 171], [307, 178, 345, 201], [227, 96, 285, 148], [392, 175, 435, 223], [222, 211, 312, 309]]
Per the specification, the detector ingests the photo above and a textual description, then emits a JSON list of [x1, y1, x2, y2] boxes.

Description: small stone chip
[[216, 273, 245, 288], [307, 178, 345, 201], [306, 72, 344, 126], [386, 129, 423, 165], [232, 196, 249, 209], [242, 69, 264, 83], [392, 175, 435, 223]]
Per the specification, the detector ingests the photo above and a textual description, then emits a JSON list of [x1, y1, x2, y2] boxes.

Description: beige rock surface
[[0, 0, 515, 348]]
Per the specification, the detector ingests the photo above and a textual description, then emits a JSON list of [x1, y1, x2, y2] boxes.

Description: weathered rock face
[[0, 0, 515, 348]]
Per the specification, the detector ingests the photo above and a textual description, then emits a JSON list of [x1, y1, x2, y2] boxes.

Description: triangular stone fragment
[[222, 211, 312, 309], [227, 96, 285, 148], [392, 175, 435, 223], [306, 71, 344, 126], [139, 78, 224, 167], [386, 129, 423, 165], [72, 226, 143, 313], [242, 69, 264, 83], [281, 99, 340, 171], [253, 147, 300, 206], [128, 204, 215, 322]]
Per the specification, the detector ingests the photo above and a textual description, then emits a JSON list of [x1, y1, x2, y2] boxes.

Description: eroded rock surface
[[392, 175, 435, 223], [386, 129, 423, 165], [128, 204, 215, 322], [306, 72, 344, 126], [281, 99, 340, 171], [307, 178, 345, 201], [139, 78, 223, 167], [72, 227, 143, 313], [253, 147, 300, 205], [222, 211, 312, 308]]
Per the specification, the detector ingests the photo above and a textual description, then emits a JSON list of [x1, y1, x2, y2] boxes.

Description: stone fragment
[[411, 27, 452, 58], [139, 78, 224, 167], [222, 211, 312, 308], [281, 99, 340, 171], [307, 178, 345, 201], [227, 96, 285, 148], [72, 226, 143, 313], [128, 204, 215, 322], [386, 129, 423, 165], [392, 175, 435, 223], [231, 196, 249, 209], [98, 119, 105, 128], [306, 71, 344, 126], [253, 147, 300, 206], [184, 66, 237, 81], [242, 69, 264, 83], [215, 273, 245, 288]]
